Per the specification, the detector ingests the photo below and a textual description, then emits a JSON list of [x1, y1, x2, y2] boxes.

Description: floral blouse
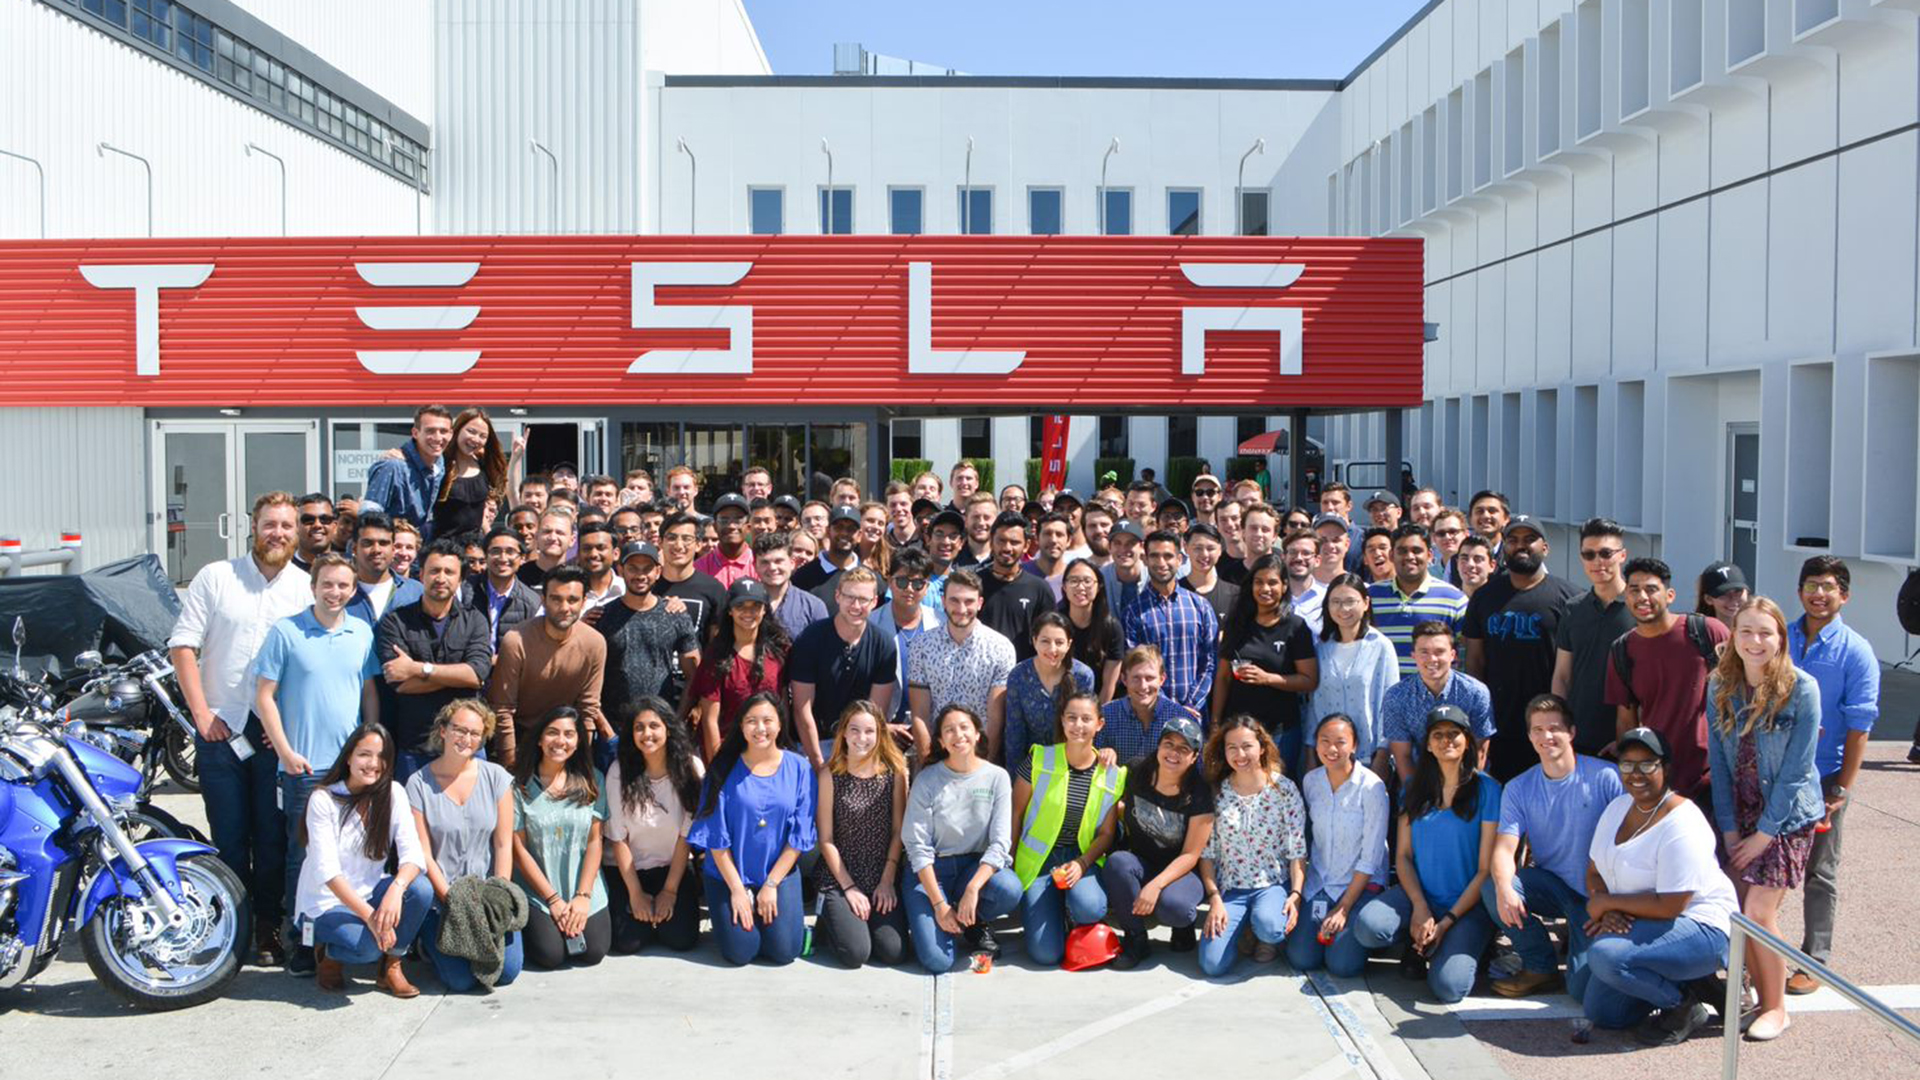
[[1201, 773, 1307, 892]]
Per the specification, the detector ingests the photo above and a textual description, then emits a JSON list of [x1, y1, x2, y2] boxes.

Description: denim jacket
[[1705, 668, 1824, 838], [361, 442, 444, 540]]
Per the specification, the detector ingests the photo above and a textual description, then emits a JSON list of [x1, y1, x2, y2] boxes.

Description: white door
[[152, 420, 319, 586]]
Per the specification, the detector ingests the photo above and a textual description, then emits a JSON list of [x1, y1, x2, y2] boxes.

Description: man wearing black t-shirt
[[978, 512, 1054, 660], [597, 542, 700, 719], [1463, 515, 1582, 781], [788, 567, 898, 767], [652, 513, 726, 701]]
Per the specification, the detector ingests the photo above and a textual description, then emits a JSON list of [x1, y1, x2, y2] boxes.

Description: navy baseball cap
[[712, 493, 750, 516], [619, 541, 661, 565]]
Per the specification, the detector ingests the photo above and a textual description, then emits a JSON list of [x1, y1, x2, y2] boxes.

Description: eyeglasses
[[1617, 760, 1663, 775], [1580, 548, 1623, 561], [1800, 580, 1844, 595], [486, 546, 520, 557], [892, 577, 928, 591], [300, 513, 337, 526]]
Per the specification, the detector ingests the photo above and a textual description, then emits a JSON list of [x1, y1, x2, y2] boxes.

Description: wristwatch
[[421, 662, 436, 679]]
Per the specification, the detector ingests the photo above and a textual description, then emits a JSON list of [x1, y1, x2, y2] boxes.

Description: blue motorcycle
[[1, 618, 245, 1010]]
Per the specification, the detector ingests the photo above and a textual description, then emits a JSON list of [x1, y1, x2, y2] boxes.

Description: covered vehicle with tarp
[[0, 555, 181, 678]]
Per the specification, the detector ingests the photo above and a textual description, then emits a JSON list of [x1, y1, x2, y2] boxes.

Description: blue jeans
[[311, 876, 434, 964], [198, 716, 287, 927], [1275, 724, 1304, 784], [1583, 916, 1729, 1029], [419, 904, 523, 992], [278, 771, 324, 947], [1098, 850, 1203, 933], [1351, 885, 1496, 1003], [1020, 856, 1110, 965], [702, 874, 804, 966], [903, 853, 1023, 973], [1284, 888, 1377, 977], [1483, 867, 1594, 999], [1198, 885, 1293, 977]]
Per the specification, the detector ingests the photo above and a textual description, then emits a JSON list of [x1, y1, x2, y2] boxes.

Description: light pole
[[1099, 137, 1120, 236], [244, 142, 286, 235], [820, 137, 835, 234], [676, 137, 696, 234], [529, 138, 558, 233], [962, 135, 974, 234], [97, 142, 153, 237], [0, 148, 46, 238], [1236, 137, 1266, 236]]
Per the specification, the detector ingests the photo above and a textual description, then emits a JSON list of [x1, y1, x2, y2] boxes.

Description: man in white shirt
[[1281, 528, 1326, 633], [167, 491, 314, 968]]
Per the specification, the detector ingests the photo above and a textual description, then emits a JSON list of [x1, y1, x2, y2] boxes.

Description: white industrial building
[[1, 0, 1916, 659]]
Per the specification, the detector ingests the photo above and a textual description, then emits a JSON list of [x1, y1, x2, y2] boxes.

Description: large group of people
[[161, 403, 1882, 1047]]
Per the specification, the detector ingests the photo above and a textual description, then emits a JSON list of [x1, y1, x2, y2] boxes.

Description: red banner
[[0, 235, 1424, 408], [1039, 415, 1071, 494]]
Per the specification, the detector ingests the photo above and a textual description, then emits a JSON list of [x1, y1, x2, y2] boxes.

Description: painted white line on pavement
[[1307, 969, 1412, 1080], [934, 971, 954, 1080], [1447, 983, 1920, 1022], [953, 977, 1229, 1080], [1295, 1052, 1367, 1080], [919, 973, 939, 1079]]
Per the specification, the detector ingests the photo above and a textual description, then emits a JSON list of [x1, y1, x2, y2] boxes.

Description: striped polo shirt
[[1368, 575, 1468, 676]]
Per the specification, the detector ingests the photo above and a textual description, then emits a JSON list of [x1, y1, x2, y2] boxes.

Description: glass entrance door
[[1726, 423, 1759, 586], [152, 420, 319, 586]]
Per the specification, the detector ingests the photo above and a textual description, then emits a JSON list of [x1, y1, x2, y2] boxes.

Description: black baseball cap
[[1052, 488, 1083, 507], [550, 461, 579, 477], [828, 505, 862, 527], [1110, 519, 1146, 543], [911, 497, 943, 519], [1156, 496, 1191, 518], [1424, 704, 1472, 735], [619, 541, 661, 566], [725, 578, 771, 609], [771, 495, 803, 515], [1366, 490, 1399, 509], [712, 493, 750, 516], [1501, 515, 1546, 543], [1160, 715, 1204, 753], [1312, 512, 1351, 531], [1617, 726, 1670, 761], [1701, 561, 1749, 598], [928, 508, 967, 534]]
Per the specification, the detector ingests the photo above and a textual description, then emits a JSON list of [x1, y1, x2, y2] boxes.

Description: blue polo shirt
[[1379, 669, 1495, 757], [250, 608, 378, 774], [1788, 614, 1880, 778]]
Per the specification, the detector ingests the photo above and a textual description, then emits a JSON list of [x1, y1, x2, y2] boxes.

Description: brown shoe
[[1785, 971, 1821, 996], [315, 945, 346, 992], [1492, 968, 1565, 998], [377, 954, 420, 999]]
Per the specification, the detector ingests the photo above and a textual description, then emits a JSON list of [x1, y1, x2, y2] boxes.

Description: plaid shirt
[[1098, 694, 1204, 766], [1120, 582, 1218, 712], [1379, 668, 1495, 758]]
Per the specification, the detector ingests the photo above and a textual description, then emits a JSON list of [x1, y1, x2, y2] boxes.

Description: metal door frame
[[149, 418, 320, 563], [1726, 422, 1760, 572]]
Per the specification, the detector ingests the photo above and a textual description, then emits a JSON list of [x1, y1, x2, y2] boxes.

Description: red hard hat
[[1062, 923, 1122, 971]]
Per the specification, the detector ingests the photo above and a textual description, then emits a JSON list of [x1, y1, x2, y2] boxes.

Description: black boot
[[1110, 932, 1151, 970]]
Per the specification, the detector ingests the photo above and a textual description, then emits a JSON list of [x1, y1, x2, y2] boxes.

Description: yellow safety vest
[[1013, 744, 1126, 889]]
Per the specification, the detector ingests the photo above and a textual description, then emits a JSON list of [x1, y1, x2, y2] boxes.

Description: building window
[[808, 423, 870, 501], [959, 418, 991, 461], [1169, 415, 1198, 459], [818, 186, 853, 234], [1101, 187, 1133, 235], [1238, 189, 1270, 236], [1029, 416, 1046, 459], [1236, 414, 1268, 448], [749, 187, 784, 235], [957, 187, 992, 235], [889, 187, 923, 234], [130, 0, 171, 49], [1167, 188, 1201, 236], [891, 418, 924, 461], [1028, 187, 1063, 235], [1098, 416, 1128, 459], [82, 0, 128, 27]]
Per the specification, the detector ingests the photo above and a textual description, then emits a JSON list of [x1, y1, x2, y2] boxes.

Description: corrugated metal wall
[[0, 407, 147, 569]]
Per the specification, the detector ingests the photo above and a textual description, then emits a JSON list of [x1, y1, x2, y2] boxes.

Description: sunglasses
[[1192, 487, 1220, 497], [892, 577, 929, 590], [1580, 548, 1623, 561], [300, 513, 337, 526]]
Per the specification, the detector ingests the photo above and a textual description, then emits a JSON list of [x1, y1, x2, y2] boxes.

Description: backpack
[[1609, 613, 1719, 702]]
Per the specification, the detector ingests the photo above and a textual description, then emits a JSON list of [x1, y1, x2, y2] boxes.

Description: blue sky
[[738, 1, 1430, 80]]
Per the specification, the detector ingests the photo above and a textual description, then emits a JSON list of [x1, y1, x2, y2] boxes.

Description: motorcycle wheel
[[81, 852, 248, 1011], [161, 725, 199, 794]]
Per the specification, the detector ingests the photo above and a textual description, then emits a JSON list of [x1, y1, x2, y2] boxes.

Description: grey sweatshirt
[[901, 760, 1013, 872]]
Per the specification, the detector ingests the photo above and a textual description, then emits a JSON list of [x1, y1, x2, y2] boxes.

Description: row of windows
[[891, 415, 1272, 470], [748, 185, 1271, 237], [64, 0, 429, 187]]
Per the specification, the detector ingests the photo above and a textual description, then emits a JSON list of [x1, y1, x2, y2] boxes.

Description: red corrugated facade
[[0, 235, 1423, 408]]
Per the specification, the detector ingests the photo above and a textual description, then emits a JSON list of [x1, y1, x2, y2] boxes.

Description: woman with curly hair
[[1706, 596, 1822, 1042], [1195, 714, 1307, 977]]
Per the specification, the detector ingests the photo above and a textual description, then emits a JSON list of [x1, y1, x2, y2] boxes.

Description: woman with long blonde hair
[[1705, 596, 1823, 1042], [814, 700, 910, 967], [433, 407, 523, 539]]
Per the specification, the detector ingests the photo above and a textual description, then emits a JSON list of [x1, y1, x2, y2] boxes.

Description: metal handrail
[[1722, 910, 1920, 1079]]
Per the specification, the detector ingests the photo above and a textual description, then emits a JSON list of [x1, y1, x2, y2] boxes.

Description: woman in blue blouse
[[687, 691, 818, 966], [1305, 573, 1399, 777], [1002, 612, 1097, 773], [1349, 704, 1501, 1002]]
